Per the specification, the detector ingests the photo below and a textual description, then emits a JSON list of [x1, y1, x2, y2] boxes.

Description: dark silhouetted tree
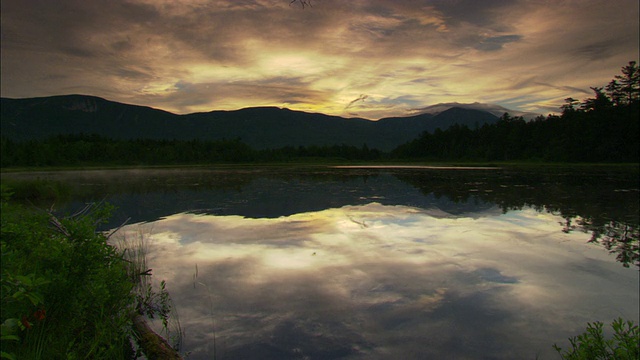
[[560, 97, 581, 115], [580, 87, 613, 112], [605, 61, 639, 106]]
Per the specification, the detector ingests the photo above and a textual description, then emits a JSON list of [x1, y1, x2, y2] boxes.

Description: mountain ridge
[[1, 94, 501, 151], [413, 102, 541, 120]]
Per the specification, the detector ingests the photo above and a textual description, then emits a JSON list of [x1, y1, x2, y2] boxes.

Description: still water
[[4, 166, 639, 359]]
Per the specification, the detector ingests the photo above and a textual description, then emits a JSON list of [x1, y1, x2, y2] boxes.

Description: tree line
[[1, 62, 638, 166], [0, 135, 383, 166], [393, 61, 639, 163]]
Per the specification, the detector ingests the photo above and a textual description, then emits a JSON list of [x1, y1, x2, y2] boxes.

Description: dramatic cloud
[[1, 0, 638, 119]]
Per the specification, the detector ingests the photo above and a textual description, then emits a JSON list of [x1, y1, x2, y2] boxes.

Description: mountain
[[378, 107, 499, 131], [1, 95, 500, 151], [415, 102, 541, 120]]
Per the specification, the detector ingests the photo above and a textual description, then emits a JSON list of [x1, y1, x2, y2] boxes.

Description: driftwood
[[132, 315, 183, 360]]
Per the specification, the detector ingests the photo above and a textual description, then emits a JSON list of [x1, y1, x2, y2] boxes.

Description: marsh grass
[[114, 225, 184, 352]]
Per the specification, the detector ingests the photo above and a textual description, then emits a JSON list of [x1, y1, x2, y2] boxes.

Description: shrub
[[554, 317, 640, 359], [1, 195, 134, 359]]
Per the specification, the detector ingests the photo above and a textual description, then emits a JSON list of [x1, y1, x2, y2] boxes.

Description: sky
[[1, 0, 638, 120]]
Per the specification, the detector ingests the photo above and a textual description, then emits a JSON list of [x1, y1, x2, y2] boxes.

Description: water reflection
[[393, 167, 640, 269], [4, 167, 638, 357], [115, 203, 639, 359], [4, 166, 636, 268], [587, 221, 639, 268]]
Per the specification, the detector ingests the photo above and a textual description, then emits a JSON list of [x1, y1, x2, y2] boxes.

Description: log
[[132, 315, 183, 360]]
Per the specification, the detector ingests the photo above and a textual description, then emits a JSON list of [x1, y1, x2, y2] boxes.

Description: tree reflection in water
[[587, 221, 639, 268], [9, 166, 637, 268], [395, 167, 639, 269], [559, 216, 639, 268]]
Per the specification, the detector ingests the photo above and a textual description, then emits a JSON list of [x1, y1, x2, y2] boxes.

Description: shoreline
[[1, 162, 638, 174]]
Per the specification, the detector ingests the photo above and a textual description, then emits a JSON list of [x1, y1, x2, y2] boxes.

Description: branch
[[290, 0, 312, 9]]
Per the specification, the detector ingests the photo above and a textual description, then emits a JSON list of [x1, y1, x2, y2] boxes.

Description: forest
[[1, 62, 638, 167]]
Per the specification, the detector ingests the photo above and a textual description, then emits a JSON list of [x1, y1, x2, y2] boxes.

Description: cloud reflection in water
[[116, 203, 639, 359]]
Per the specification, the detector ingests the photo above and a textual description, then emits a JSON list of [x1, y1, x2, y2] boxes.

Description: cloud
[[1, 0, 638, 118], [474, 34, 523, 51], [434, 0, 516, 28], [535, 82, 592, 95], [344, 94, 368, 110]]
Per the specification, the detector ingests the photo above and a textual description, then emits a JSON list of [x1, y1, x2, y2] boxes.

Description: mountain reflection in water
[[12, 166, 636, 268]]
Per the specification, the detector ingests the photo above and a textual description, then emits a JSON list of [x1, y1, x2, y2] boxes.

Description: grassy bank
[[0, 185, 180, 359]]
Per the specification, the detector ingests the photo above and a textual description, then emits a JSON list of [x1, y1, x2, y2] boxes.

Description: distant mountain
[[378, 106, 500, 132], [1, 95, 500, 151], [415, 102, 541, 120]]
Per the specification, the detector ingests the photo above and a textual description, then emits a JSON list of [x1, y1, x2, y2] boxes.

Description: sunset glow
[[1, 0, 638, 119]]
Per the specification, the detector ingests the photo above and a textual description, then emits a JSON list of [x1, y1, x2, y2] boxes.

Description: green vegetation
[[0, 185, 180, 359], [553, 318, 639, 359], [1, 62, 638, 167]]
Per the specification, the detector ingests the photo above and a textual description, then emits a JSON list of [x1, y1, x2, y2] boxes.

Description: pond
[[3, 166, 639, 359]]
